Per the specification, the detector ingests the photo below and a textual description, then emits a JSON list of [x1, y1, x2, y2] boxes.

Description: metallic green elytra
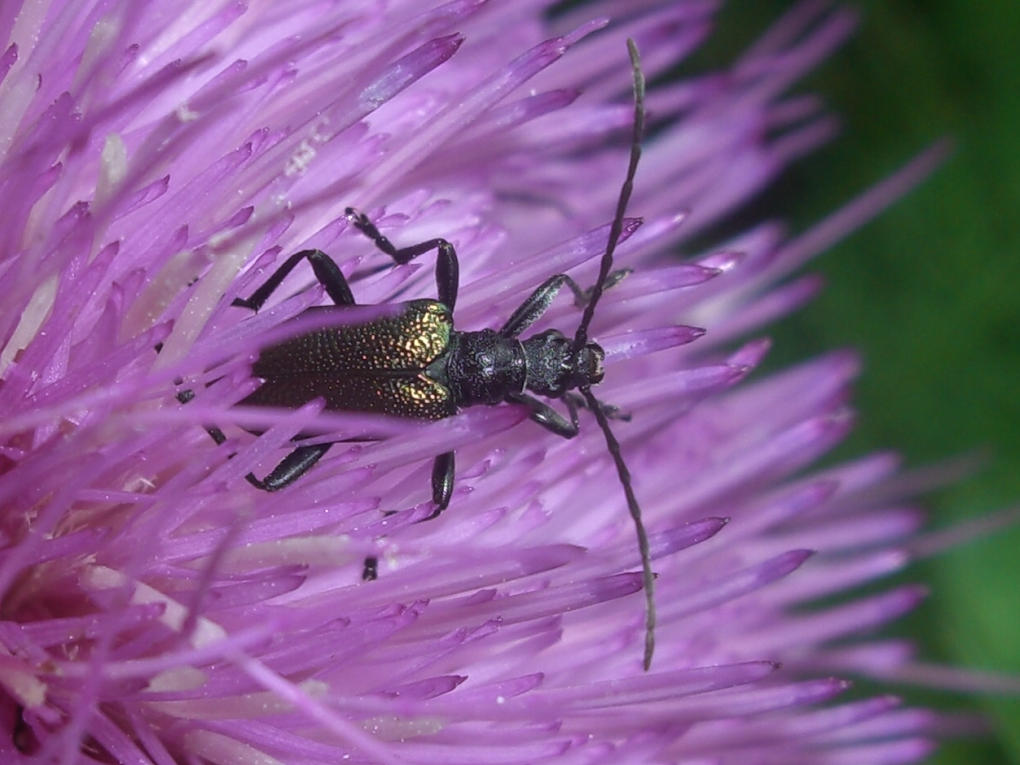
[[240, 300, 456, 420]]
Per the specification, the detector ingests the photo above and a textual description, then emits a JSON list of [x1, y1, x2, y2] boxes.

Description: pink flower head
[[0, 1, 1009, 763]]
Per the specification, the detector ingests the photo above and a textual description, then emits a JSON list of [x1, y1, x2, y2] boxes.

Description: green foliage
[[715, 2, 1020, 762]]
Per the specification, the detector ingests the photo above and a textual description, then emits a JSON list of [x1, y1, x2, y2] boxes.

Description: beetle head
[[572, 342, 605, 388], [522, 330, 603, 397]]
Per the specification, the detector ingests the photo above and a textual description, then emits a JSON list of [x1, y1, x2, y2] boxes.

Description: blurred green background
[[713, 2, 1020, 763]]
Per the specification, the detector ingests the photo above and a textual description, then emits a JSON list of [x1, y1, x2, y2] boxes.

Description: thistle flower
[[0, 1, 1010, 763]]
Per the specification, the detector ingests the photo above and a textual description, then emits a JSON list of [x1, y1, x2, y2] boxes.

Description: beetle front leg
[[345, 207, 459, 310], [499, 275, 575, 338], [499, 270, 632, 338], [564, 391, 631, 422], [505, 392, 579, 438], [233, 249, 355, 311], [570, 268, 632, 308]]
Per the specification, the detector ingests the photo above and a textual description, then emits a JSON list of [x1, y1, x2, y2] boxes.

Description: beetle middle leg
[[344, 207, 460, 515], [344, 207, 459, 310]]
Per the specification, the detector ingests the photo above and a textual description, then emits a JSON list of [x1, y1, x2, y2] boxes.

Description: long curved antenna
[[582, 386, 656, 670], [572, 38, 646, 354], [576, 40, 655, 670]]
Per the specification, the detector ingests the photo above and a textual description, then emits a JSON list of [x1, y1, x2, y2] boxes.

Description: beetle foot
[[573, 268, 633, 307]]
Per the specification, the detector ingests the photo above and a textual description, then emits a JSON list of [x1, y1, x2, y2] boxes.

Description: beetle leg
[[233, 249, 355, 311], [174, 388, 235, 445], [244, 442, 333, 492], [177, 387, 334, 491], [505, 392, 579, 438], [12, 704, 35, 754], [176, 251, 353, 492], [564, 391, 631, 422], [499, 275, 571, 338], [361, 450, 453, 579], [571, 268, 632, 308], [345, 207, 459, 310], [499, 270, 632, 338], [420, 451, 455, 521]]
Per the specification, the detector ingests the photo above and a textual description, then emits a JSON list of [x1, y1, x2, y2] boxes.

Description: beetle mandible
[[187, 40, 656, 669]]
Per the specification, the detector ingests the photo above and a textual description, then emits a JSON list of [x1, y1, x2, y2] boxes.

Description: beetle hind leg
[[175, 389, 333, 491], [244, 442, 333, 492], [169, 251, 354, 494], [174, 387, 234, 445], [232, 249, 355, 311]]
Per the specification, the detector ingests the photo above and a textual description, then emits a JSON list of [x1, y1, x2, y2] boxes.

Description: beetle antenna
[[572, 37, 645, 353], [576, 40, 655, 671], [582, 386, 656, 670]]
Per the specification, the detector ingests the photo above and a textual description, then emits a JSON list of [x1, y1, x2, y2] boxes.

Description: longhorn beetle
[[186, 40, 655, 669]]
